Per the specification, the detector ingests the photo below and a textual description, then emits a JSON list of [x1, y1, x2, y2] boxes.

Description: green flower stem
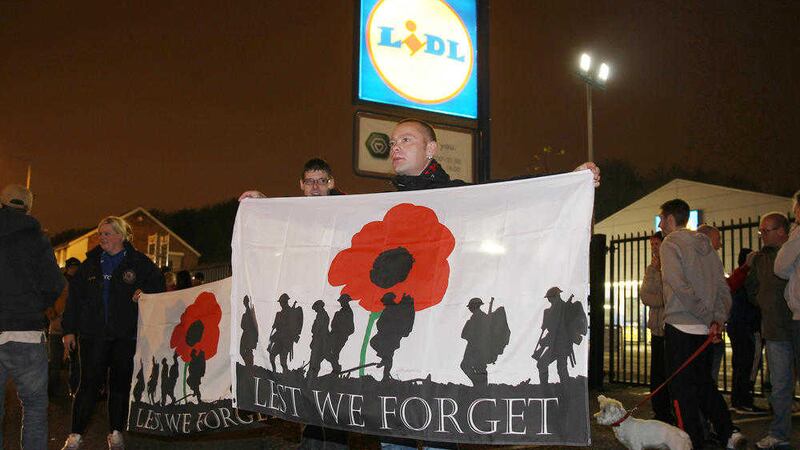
[[359, 311, 381, 377]]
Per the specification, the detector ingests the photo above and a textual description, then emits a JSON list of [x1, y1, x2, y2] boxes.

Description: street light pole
[[578, 52, 610, 164], [586, 83, 593, 163]]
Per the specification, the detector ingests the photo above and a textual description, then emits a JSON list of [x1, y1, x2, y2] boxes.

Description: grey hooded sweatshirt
[[660, 229, 731, 329]]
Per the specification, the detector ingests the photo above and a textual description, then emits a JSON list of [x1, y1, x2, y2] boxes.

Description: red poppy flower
[[328, 203, 455, 313], [170, 291, 222, 362]]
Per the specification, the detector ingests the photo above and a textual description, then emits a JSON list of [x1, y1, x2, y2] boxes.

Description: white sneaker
[[107, 430, 125, 450], [756, 435, 790, 449], [61, 433, 82, 450], [726, 430, 746, 450]]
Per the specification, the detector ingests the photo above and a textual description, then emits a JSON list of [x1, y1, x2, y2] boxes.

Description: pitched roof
[[53, 207, 201, 257], [595, 179, 792, 236]]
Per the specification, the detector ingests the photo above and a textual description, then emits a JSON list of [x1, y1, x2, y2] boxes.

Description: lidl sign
[[358, 0, 478, 119]]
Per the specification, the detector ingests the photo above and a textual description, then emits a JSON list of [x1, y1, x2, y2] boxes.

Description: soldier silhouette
[[267, 293, 303, 373], [159, 357, 170, 405], [532, 287, 588, 384], [327, 294, 355, 374], [187, 348, 206, 403], [132, 360, 145, 403], [307, 300, 330, 379], [147, 356, 159, 404], [161, 352, 179, 405], [460, 297, 511, 387], [370, 292, 415, 381], [240, 295, 259, 367]]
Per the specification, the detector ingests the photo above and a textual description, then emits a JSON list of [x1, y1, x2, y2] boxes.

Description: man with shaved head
[[698, 224, 722, 251], [389, 118, 601, 191], [384, 122, 600, 450], [746, 212, 794, 449]]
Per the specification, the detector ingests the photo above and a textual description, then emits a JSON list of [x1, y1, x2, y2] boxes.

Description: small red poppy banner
[[128, 278, 267, 435], [231, 171, 595, 445]]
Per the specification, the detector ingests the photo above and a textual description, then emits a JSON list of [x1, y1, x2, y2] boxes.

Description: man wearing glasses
[[240, 158, 343, 200], [240, 158, 348, 449], [746, 212, 794, 449]]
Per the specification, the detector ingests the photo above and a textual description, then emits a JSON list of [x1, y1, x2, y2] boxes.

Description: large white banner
[[128, 279, 266, 435], [231, 172, 594, 445]]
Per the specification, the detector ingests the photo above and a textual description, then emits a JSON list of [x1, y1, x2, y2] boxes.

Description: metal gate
[[605, 217, 773, 392]]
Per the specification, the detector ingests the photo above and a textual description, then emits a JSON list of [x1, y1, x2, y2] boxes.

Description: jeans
[[0, 340, 49, 450], [792, 321, 800, 382], [765, 339, 796, 441]]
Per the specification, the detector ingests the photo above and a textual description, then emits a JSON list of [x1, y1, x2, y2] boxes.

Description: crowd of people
[[0, 184, 205, 449], [2, 115, 797, 450], [641, 195, 800, 449]]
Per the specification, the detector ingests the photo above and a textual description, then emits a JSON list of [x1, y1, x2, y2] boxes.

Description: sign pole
[[477, 0, 491, 183]]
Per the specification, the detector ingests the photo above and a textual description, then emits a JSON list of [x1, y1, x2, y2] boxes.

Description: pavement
[[2, 377, 799, 449]]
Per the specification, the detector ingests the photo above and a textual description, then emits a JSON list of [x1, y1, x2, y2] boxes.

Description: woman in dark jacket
[[60, 216, 165, 450]]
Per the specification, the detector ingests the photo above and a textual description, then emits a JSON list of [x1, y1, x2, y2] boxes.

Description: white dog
[[594, 395, 692, 450]]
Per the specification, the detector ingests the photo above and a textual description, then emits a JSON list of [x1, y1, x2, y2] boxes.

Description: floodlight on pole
[[580, 53, 592, 72], [577, 51, 612, 162], [598, 63, 610, 83]]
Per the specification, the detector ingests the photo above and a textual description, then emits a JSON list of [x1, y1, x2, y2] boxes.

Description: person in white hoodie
[[657, 199, 743, 450], [774, 191, 800, 338]]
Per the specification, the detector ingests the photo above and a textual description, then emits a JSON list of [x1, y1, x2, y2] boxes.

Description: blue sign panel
[[358, 0, 478, 119]]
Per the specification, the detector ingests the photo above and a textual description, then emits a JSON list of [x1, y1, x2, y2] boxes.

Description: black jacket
[[391, 159, 469, 192], [0, 207, 65, 331], [62, 241, 165, 339]]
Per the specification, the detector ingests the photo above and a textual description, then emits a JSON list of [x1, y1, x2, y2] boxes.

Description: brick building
[[53, 207, 201, 270]]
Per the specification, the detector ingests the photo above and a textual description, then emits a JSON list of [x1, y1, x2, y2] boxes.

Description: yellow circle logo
[[366, 0, 474, 104]]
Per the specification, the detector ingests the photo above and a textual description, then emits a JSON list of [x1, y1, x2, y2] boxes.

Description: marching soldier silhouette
[[370, 292, 415, 381], [240, 295, 259, 367], [460, 297, 511, 386], [187, 348, 206, 403], [267, 293, 303, 373], [132, 360, 145, 403], [532, 287, 588, 384], [307, 300, 330, 379], [147, 356, 159, 404], [159, 357, 170, 405], [160, 352, 179, 405], [327, 294, 355, 374]]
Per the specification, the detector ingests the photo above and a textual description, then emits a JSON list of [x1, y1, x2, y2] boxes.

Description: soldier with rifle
[[460, 297, 510, 387], [532, 287, 587, 384], [267, 293, 303, 373]]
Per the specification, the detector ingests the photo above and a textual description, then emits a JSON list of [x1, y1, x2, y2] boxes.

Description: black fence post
[[589, 234, 607, 389]]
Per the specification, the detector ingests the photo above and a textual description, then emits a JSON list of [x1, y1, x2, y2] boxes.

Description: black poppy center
[[370, 247, 415, 288], [186, 319, 205, 347]]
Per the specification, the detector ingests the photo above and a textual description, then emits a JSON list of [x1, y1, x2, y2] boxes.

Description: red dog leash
[[611, 332, 716, 427]]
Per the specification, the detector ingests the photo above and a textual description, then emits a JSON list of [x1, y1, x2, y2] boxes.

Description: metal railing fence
[[605, 215, 797, 398]]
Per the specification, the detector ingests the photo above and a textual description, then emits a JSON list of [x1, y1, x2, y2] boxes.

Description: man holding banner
[[379, 119, 600, 450], [388, 119, 600, 191], [232, 118, 600, 448], [240, 158, 351, 450]]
